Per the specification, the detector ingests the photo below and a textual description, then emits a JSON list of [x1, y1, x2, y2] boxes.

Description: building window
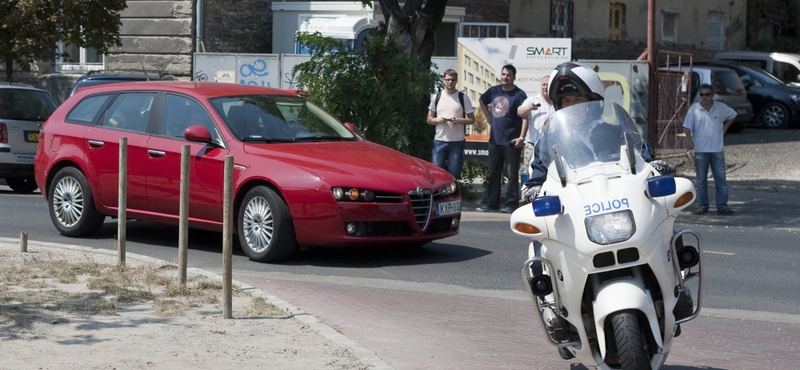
[[474, 61, 479, 72], [550, 0, 573, 38], [705, 11, 725, 51], [609, 3, 625, 41], [57, 42, 103, 73], [661, 9, 679, 44], [465, 55, 471, 66], [460, 23, 509, 38]]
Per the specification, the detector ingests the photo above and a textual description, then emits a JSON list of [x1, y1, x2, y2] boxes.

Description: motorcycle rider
[[521, 61, 669, 203]]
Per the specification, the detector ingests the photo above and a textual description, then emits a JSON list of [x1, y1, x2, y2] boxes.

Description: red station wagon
[[34, 82, 461, 262]]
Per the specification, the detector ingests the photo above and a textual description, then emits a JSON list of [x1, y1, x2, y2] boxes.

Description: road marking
[[704, 250, 736, 256]]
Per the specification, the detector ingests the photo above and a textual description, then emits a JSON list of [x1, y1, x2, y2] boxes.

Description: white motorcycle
[[511, 101, 703, 370]]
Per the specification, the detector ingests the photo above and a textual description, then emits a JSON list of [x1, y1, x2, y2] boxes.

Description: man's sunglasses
[[699, 92, 713, 97]]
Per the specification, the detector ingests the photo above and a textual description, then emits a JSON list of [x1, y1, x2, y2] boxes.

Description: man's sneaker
[[501, 206, 515, 213], [475, 206, 496, 212]]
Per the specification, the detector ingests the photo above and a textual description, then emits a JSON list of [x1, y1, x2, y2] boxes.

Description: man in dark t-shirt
[[477, 64, 528, 213]]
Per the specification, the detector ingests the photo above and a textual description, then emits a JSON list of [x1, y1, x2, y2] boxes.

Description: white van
[[715, 51, 800, 85]]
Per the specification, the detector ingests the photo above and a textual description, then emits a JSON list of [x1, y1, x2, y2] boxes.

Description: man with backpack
[[427, 69, 475, 179]]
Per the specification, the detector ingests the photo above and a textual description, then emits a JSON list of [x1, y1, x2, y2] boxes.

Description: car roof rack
[[84, 69, 175, 80]]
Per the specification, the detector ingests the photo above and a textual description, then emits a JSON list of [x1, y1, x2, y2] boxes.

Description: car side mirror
[[184, 125, 213, 143], [344, 122, 359, 135]]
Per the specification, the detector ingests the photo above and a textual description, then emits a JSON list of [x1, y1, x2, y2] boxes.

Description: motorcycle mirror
[[552, 145, 567, 188], [624, 132, 637, 175]]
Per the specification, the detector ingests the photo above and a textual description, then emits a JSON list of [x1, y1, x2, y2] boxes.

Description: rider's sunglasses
[[699, 92, 712, 97]]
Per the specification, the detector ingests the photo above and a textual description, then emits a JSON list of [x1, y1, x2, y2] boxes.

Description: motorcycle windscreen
[[538, 101, 644, 183]]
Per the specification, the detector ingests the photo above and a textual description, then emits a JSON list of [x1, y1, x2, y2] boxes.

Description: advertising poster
[[456, 38, 571, 162]]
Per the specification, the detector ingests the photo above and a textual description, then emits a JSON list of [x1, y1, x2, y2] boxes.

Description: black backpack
[[434, 91, 466, 118]]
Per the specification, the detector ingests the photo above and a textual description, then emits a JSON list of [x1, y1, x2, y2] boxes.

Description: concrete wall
[[509, 0, 746, 57]]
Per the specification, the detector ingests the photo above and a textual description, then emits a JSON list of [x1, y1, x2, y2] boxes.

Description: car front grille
[[410, 194, 432, 231]]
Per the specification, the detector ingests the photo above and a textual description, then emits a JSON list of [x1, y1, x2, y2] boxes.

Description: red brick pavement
[[236, 276, 799, 370]]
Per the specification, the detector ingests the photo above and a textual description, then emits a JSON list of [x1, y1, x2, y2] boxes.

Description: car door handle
[[88, 140, 104, 147], [147, 149, 166, 157]]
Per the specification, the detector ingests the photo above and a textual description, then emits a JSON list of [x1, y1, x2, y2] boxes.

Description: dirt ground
[[0, 242, 371, 370]]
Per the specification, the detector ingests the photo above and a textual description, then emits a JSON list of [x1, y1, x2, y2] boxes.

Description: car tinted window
[[0, 89, 57, 121], [710, 70, 745, 96], [773, 61, 800, 83], [210, 94, 355, 141], [103, 92, 157, 132], [160, 94, 219, 140], [65, 94, 114, 124]]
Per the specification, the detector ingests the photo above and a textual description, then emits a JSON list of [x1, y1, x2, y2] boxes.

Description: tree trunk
[[375, 0, 448, 66]]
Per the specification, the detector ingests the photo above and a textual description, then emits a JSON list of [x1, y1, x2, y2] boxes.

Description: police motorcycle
[[510, 101, 703, 370]]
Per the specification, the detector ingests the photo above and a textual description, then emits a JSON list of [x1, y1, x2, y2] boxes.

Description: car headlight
[[585, 210, 635, 245], [438, 181, 458, 196], [332, 187, 376, 202], [791, 94, 800, 104]]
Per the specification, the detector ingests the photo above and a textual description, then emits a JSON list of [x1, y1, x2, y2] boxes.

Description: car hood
[[241, 140, 454, 191]]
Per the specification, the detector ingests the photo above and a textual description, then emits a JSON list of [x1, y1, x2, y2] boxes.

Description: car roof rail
[[0, 82, 36, 88]]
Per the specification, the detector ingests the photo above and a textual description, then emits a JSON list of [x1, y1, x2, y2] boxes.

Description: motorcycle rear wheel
[[611, 310, 651, 370]]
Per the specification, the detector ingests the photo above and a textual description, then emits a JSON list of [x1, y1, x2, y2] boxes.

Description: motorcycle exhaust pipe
[[677, 246, 699, 269], [528, 275, 553, 297]]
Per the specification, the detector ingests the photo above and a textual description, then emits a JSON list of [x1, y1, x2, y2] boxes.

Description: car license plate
[[24, 131, 39, 142], [737, 108, 747, 115], [436, 200, 461, 216]]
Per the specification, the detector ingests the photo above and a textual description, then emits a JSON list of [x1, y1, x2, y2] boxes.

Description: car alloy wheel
[[761, 103, 788, 128], [237, 186, 297, 262], [48, 167, 105, 237]]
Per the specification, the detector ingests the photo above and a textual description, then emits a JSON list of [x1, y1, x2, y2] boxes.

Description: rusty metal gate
[[654, 51, 693, 159]]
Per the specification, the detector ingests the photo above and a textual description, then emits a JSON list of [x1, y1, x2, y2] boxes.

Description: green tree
[[294, 33, 440, 159], [0, 0, 127, 82]]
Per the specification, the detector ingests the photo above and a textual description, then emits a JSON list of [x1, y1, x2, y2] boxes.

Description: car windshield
[[742, 65, 784, 85], [538, 101, 642, 181], [210, 94, 357, 142], [0, 89, 58, 121]]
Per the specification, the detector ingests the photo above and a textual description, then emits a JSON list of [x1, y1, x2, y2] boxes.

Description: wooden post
[[118, 137, 127, 265], [178, 145, 190, 287], [222, 155, 233, 319], [19, 231, 27, 252]]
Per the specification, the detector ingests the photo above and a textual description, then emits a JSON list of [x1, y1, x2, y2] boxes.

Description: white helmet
[[548, 62, 605, 110]]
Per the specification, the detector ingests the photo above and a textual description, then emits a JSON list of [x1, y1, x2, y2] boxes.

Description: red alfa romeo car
[[34, 82, 461, 262]]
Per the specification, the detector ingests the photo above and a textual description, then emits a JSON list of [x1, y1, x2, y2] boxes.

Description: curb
[[0, 237, 396, 370]]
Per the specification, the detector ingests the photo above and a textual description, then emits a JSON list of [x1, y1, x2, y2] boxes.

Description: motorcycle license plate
[[436, 200, 461, 216]]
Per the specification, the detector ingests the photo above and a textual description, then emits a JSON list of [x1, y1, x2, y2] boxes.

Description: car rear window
[[66, 94, 115, 124], [0, 89, 58, 121], [710, 70, 745, 96]]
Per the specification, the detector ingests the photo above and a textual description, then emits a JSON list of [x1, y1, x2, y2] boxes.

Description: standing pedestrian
[[476, 64, 528, 213], [517, 75, 554, 181], [683, 83, 737, 215], [427, 69, 475, 179]]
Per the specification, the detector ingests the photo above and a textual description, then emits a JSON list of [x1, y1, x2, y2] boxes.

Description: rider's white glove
[[648, 159, 671, 174], [522, 185, 542, 203]]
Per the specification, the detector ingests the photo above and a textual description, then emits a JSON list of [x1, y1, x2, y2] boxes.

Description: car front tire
[[48, 167, 105, 237], [760, 102, 788, 129], [237, 186, 298, 262], [5, 176, 38, 193]]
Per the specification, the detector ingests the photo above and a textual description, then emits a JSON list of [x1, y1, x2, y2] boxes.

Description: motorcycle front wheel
[[610, 310, 651, 370]]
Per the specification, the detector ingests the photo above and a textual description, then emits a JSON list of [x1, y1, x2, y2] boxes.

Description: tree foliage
[[293, 33, 441, 159], [0, 0, 127, 81], [363, 0, 448, 66]]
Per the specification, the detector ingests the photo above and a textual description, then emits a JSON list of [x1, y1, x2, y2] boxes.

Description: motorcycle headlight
[[585, 210, 635, 245]]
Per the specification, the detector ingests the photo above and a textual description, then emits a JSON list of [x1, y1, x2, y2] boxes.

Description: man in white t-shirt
[[683, 83, 737, 215], [427, 69, 476, 179], [517, 75, 554, 181]]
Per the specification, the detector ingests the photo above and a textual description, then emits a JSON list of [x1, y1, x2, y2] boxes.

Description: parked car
[[696, 61, 800, 128], [715, 51, 800, 86], [35, 82, 461, 262], [68, 70, 177, 97], [0, 83, 59, 193], [661, 64, 753, 133]]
